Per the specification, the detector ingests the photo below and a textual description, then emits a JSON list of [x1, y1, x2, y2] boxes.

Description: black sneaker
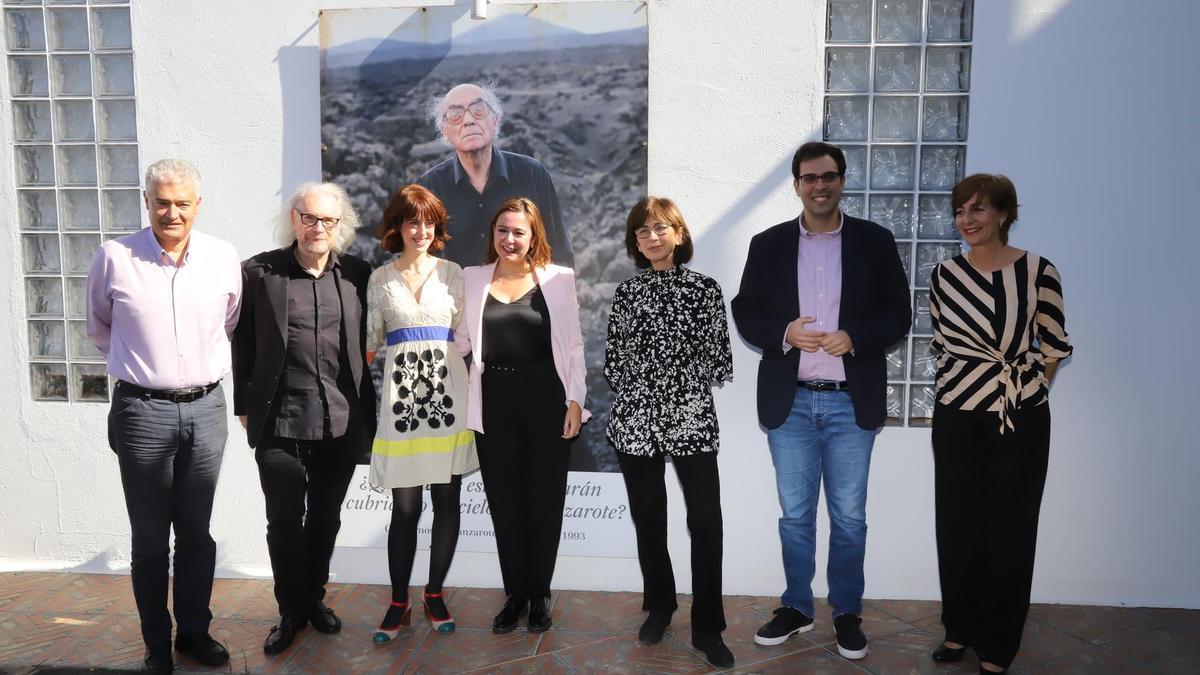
[[833, 613, 868, 659], [754, 606, 814, 646]]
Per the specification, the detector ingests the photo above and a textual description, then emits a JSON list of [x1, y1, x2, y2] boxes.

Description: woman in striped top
[[927, 174, 1072, 674]]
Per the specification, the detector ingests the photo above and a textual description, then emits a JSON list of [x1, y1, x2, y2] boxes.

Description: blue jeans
[[766, 388, 876, 618]]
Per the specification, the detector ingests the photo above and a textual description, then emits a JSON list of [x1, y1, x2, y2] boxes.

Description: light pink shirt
[[86, 226, 242, 389], [795, 213, 846, 381]]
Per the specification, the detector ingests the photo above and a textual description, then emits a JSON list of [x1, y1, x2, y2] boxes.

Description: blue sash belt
[[386, 325, 454, 346]]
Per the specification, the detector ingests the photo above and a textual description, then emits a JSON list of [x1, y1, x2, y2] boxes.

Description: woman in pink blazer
[[453, 197, 589, 634]]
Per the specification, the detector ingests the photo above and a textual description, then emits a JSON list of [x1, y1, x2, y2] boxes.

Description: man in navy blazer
[[732, 142, 910, 661]]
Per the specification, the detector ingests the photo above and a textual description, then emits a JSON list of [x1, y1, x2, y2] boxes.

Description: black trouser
[[617, 451, 726, 634], [108, 382, 227, 648], [255, 432, 359, 620], [932, 402, 1051, 669], [475, 361, 572, 600]]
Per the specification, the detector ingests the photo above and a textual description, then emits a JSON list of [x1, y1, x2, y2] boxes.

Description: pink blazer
[[454, 262, 590, 433]]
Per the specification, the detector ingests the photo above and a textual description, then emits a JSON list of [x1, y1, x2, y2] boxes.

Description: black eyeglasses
[[442, 99, 492, 125], [294, 209, 340, 230], [797, 172, 844, 185]]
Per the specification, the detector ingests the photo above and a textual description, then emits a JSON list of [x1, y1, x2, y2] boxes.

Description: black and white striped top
[[929, 252, 1072, 432]]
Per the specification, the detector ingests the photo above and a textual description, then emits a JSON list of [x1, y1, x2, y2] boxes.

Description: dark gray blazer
[[232, 246, 377, 460]]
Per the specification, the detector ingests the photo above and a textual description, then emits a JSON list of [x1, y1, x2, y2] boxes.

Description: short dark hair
[[624, 196, 694, 269], [484, 197, 553, 268], [379, 184, 450, 254], [791, 141, 847, 180], [952, 174, 1020, 244]]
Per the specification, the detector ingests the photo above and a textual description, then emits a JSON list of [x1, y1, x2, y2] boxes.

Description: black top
[[417, 146, 574, 268], [604, 266, 733, 457], [273, 248, 353, 439], [481, 286, 553, 365]]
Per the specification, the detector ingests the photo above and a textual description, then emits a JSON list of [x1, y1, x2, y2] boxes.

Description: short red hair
[[379, 184, 450, 254]]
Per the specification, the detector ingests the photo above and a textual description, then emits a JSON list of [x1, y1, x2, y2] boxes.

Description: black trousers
[[255, 432, 359, 620], [618, 451, 726, 634], [475, 362, 572, 599], [932, 402, 1051, 669], [108, 382, 227, 648]]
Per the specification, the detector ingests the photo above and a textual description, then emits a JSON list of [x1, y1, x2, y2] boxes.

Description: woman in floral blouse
[[603, 196, 734, 669]]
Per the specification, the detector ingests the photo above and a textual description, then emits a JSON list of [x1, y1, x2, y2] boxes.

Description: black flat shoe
[[692, 631, 735, 669], [528, 594, 553, 632], [264, 615, 307, 655], [143, 642, 173, 673], [309, 601, 342, 634], [932, 642, 967, 662], [638, 611, 672, 646], [174, 632, 229, 667], [492, 596, 528, 634]]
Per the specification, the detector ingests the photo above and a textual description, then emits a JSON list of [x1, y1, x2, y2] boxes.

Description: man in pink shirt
[[732, 142, 910, 662], [86, 158, 241, 673]]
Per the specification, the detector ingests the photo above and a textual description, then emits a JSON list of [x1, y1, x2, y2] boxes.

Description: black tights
[[387, 475, 462, 602]]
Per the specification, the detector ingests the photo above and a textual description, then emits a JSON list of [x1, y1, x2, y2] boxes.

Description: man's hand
[[786, 317, 827, 352], [819, 330, 853, 357], [238, 415, 248, 430]]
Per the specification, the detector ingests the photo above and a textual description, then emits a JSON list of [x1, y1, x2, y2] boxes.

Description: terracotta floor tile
[[0, 573, 69, 614], [36, 574, 136, 617], [536, 630, 620, 654], [0, 613, 99, 666], [552, 633, 711, 673], [38, 613, 145, 671], [866, 598, 943, 625], [439, 587, 511, 630], [1088, 612, 1200, 673], [853, 626, 976, 675], [401, 627, 540, 673], [464, 652, 575, 674], [1026, 602, 1155, 642], [732, 643, 866, 674], [551, 589, 646, 633]]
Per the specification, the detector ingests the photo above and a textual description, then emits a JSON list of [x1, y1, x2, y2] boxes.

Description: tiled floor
[[1, 572, 1196, 673]]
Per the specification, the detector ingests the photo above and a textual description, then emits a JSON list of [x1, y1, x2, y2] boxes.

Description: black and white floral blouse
[[604, 265, 733, 457]]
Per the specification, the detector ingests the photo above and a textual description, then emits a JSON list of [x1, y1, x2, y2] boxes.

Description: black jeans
[[475, 362, 572, 600], [932, 402, 1051, 669], [618, 451, 726, 634], [108, 382, 227, 648], [255, 432, 359, 620]]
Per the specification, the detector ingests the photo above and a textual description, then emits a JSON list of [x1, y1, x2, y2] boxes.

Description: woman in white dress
[[366, 184, 477, 642]]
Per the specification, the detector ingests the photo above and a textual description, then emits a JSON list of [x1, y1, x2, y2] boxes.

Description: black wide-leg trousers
[[475, 362, 573, 600], [932, 402, 1051, 669], [617, 450, 726, 634], [255, 432, 359, 620]]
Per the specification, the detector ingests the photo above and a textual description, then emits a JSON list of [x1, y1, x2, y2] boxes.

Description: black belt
[[117, 380, 220, 403], [797, 380, 849, 392]]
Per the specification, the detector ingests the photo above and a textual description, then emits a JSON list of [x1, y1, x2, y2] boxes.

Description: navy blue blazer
[[731, 215, 911, 430]]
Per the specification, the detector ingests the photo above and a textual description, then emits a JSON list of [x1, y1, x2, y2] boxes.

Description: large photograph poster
[[319, 3, 647, 556]]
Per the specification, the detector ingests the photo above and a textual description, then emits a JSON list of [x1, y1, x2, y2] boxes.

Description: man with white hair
[[419, 82, 573, 267], [86, 158, 241, 672], [232, 182, 376, 656]]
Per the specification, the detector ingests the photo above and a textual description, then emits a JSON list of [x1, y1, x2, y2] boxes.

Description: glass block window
[[5, 0, 137, 402], [823, 0, 973, 426]]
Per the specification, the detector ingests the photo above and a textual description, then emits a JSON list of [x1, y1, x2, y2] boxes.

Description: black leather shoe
[[638, 611, 672, 646], [692, 631, 735, 669], [143, 642, 173, 673], [264, 615, 307, 656], [309, 601, 342, 634], [174, 632, 229, 667], [932, 642, 967, 662], [528, 594, 552, 633], [492, 596, 528, 634]]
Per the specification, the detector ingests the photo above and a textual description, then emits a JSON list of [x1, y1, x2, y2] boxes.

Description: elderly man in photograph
[[731, 142, 910, 662], [418, 82, 573, 267], [86, 158, 241, 673], [232, 182, 376, 656]]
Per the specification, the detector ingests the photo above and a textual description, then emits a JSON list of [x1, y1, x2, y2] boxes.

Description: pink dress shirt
[[86, 226, 242, 389], [794, 213, 847, 381]]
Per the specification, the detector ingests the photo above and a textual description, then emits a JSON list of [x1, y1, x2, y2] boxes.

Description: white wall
[[1, 0, 1197, 609]]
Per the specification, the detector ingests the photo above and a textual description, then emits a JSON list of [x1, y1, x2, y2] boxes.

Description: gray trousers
[[108, 381, 227, 648]]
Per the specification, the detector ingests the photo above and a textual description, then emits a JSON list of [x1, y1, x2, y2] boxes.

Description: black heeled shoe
[[492, 596, 528, 634], [932, 642, 967, 662], [528, 594, 552, 632]]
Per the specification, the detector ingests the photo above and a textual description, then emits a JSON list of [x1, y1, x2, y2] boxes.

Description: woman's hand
[[562, 401, 582, 439]]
